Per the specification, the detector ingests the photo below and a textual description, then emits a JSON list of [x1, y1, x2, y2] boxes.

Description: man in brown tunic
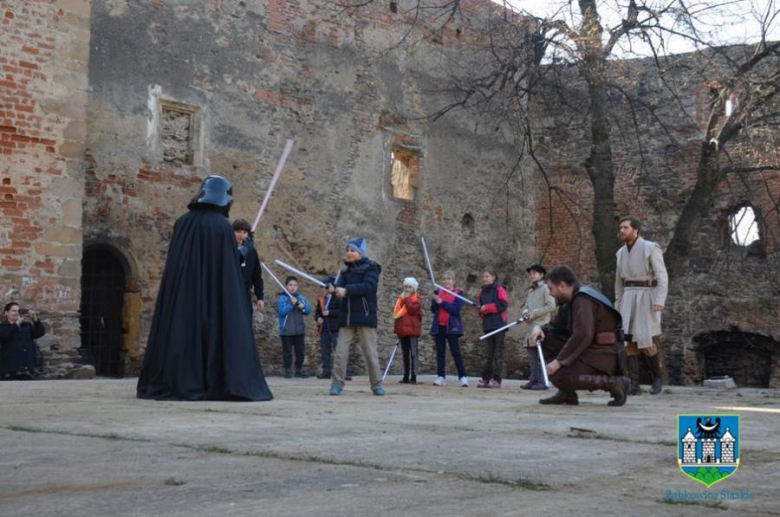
[[530, 265, 630, 406]]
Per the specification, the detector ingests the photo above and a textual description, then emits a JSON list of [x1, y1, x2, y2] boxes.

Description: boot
[[627, 356, 642, 395], [410, 374, 417, 384], [647, 353, 664, 395], [576, 375, 630, 407], [539, 390, 579, 405], [400, 374, 410, 384], [608, 377, 631, 406], [284, 368, 293, 379]]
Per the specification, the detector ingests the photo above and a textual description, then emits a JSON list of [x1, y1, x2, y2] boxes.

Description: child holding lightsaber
[[477, 269, 510, 389]]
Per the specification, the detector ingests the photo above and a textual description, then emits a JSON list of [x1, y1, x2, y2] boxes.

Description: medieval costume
[[615, 236, 669, 395], [137, 176, 273, 402], [539, 287, 629, 406]]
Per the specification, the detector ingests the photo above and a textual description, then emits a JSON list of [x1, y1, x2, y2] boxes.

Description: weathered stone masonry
[[0, 0, 90, 377]]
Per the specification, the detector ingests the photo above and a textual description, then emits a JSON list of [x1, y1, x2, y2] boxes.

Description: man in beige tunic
[[615, 216, 668, 395]]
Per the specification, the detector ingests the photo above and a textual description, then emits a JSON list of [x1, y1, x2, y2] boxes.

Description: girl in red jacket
[[394, 277, 422, 384]]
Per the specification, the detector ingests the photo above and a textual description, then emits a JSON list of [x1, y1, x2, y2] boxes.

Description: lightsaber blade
[[420, 236, 436, 286], [478, 315, 528, 341], [261, 262, 295, 299], [382, 340, 400, 382], [536, 339, 551, 388], [274, 260, 327, 288], [251, 139, 295, 233], [434, 283, 476, 306]]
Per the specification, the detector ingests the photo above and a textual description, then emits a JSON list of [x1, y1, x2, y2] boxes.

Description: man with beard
[[137, 175, 273, 402], [531, 265, 629, 407], [615, 216, 668, 395]]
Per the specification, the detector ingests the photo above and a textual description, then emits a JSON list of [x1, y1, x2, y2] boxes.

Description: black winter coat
[[0, 319, 45, 376], [335, 258, 382, 328]]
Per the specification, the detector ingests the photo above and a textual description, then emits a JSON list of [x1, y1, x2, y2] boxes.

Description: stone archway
[[693, 330, 779, 388], [79, 243, 141, 377]]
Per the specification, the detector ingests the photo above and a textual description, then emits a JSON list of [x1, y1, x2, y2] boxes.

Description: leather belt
[[596, 332, 617, 345], [624, 280, 657, 287]]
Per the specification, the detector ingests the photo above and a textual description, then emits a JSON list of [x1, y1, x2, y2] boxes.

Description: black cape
[[137, 207, 273, 401]]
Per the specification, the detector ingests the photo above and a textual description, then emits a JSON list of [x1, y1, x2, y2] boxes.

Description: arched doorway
[[79, 247, 126, 376]]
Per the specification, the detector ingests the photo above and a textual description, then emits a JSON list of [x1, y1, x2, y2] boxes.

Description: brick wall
[[0, 0, 91, 377]]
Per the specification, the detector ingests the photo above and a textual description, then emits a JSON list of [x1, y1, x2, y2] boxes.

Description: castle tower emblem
[[677, 415, 740, 487]]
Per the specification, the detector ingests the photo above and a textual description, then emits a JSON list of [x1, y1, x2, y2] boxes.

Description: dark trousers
[[435, 333, 467, 378], [400, 337, 419, 377], [481, 331, 505, 382], [319, 331, 339, 375], [281, 334, 305, 371]]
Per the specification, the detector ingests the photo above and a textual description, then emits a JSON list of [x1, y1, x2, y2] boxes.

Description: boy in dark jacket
[[277, 276, 312, 378], [477, 269, 510, 388], [394, 277, 422, 384], [315, 277, 341, 379], [328, 238, 385, 396], [430, 270, 469, 387]]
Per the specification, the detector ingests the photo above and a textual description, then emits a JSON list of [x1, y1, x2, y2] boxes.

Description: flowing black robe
[[137, 206, 273, 401]]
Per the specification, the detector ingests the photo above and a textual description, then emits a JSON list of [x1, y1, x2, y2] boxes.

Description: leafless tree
[[332, 0, 779, 297]]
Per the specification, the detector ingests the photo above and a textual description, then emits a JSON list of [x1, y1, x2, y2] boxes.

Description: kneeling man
[[531, 265, 629, 406]]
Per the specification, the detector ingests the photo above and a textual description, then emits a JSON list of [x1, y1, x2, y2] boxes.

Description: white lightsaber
[[434, 283, 476, 306], [420, 236, 436, 286], [261, 262, 295, 299], [479, 315, 529, 341], [251, 139, 295, 233], [536, 339, 551, 388], [382, 340, 400, 382], [275, 259, 327, 288]]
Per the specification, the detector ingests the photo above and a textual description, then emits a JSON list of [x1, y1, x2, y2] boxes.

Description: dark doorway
[[80, 248, 126, 376], [694, 330, 775, 388]]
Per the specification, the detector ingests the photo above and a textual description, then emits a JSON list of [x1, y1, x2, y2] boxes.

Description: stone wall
[[532, 55, 780, 386], [0, 0, 91, 377], [83, 0, 535, 377]]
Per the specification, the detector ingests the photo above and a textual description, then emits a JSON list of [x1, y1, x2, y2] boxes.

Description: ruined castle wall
[[84, 0, 536, 377], [0, 0, 91, 377], [532, 55, 780, 386]]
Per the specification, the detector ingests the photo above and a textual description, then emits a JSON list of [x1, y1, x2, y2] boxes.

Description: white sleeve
[[650, 245, 668, 307]]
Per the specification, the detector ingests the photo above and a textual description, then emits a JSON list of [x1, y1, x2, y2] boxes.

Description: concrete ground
[[0, 376, 778, 517]]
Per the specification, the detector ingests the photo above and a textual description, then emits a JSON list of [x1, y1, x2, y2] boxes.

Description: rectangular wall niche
[[390, 149, 420, 201], [159, 100, 200, 166]]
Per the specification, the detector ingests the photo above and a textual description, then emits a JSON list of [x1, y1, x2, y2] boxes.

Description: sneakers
[[372, 386, 386, 396], [433, 376, 446, 386], [459, 376, 469, 387], [329, 385, 343, 396], [477, 378, 490, 388], [529, 380, 549, 391], [487, 379, 502, 389], [521, 381, 535, 390]]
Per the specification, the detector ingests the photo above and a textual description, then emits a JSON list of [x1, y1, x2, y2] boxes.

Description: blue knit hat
[[347, 237, 368, 258]]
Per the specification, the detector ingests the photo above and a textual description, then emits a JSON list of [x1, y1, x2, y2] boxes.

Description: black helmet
[[189, 175, 233, 215]]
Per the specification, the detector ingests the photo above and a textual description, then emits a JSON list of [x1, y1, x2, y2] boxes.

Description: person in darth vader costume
[[137, 175, 273, 401]]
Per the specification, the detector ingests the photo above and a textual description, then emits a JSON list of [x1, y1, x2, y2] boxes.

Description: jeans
[[481, 331, 505, 382], [281, 334, 305, 371], [400, 337, 419, 377], [435, 333, 467, 378], [319, 331, 339, 375]]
